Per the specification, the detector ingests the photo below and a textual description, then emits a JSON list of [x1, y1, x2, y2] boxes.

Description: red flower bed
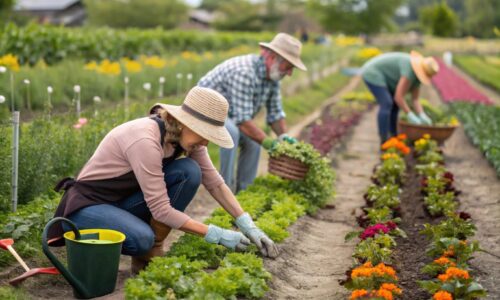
[[431, 58, 493, 105]]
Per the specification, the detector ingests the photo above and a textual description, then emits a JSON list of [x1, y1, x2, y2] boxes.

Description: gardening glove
[[418, 111, 432, 125], [235, 213, 280, 258], [407, 111, 422, 125], [262, 137, 279, 151], [278, 133, 297, 144], [205, 224, 251, 252]]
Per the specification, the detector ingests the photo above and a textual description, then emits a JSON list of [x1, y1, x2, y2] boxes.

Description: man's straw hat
[[410, 50, 439, 85], [259, 33, 307, 71], [150, 87, 234, 149]]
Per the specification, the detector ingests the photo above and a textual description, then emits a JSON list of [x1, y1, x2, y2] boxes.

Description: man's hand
[[278, 133, 297, 144], [262, 137, 278, 151]]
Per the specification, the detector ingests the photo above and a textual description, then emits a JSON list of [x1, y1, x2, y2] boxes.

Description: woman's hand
[[204, 224, 250, 251], [235, 213, 280, 258]]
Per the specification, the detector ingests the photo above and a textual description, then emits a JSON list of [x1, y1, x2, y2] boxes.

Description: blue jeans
[[220, 119, 261, 193], [364, 80, 399, 143], [64, 158, 201, 256]]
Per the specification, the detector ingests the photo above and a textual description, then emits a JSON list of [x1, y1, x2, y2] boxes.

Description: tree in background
[[464, 0, 500, 38], [307, 0, 403, 35], [419, 2, 458, 37], [0, 0, 15, 24], [84, 0, 188, 29]]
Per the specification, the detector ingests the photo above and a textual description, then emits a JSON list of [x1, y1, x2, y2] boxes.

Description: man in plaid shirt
[[198, 33, 307, 192]]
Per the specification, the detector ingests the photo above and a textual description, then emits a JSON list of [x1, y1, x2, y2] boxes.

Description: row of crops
[[343, 135, 487, 299]]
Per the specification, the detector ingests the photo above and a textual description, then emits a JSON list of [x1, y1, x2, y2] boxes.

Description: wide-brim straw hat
[[259, 32, 307, 71], [150, 87, 234, 149], [410, 50, 439, 85]]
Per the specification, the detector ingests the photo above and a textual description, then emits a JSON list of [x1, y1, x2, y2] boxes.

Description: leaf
[[345, 231, 360, 242]]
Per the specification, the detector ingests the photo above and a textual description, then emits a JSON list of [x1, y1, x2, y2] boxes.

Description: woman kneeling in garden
[[47, 86, 279, 273]]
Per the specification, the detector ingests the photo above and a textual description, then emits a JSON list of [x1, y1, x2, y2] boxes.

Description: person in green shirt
[[362, 51, 439, 143]]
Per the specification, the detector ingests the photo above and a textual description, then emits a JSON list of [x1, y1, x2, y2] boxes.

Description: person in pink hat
[[198, 33, 308, 192]]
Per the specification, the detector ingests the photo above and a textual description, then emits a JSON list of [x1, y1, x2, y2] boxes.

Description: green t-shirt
[[362, 52, 420, 93]]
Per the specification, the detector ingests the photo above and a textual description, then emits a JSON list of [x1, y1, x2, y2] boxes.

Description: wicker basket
[[268, 155, 309, 181], [397, 120, 458, 144]]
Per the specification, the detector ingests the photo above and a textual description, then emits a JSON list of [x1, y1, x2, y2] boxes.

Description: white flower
[[23, 79, 30, 84], [73, 85, 81, 93], [124, 76, 129, 84], [93, 96, 101, 103], [47, 86, 53, 94], [0, 95, 5, 104], [176, 73, 183, 79], [143, 83, 151, 91], [159, 76, 165, 84], [187, 73, 193, 80], [0, 66, 6, 73]]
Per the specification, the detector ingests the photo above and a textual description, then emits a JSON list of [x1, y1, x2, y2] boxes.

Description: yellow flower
[[0, 54, 20, 72], [448, 117, 460, 126], [97, 59, 121, 76], [142, 55, 166, 69], [357, 47, 382, 59], [203, 52, 214, 60], [423, 134, 431, 139], [122, 58, 142, 73], [84, 61, 98, 71]]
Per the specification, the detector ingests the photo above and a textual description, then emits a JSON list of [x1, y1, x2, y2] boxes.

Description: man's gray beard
[[269, 62, 285, 81]]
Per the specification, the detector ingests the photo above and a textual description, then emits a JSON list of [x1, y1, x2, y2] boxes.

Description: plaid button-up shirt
[[197, 54, 285, 125]]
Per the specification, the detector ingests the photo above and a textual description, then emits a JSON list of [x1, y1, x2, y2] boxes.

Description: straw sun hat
[[259, 33, 307, 71], [410, 50, 439, 85], [150, 87, 234, 149]]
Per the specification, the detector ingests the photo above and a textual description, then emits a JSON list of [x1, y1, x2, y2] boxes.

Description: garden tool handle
[[42, 217, 91, 299], [0, 239, 30, 272], [6, 245, 30, 272]]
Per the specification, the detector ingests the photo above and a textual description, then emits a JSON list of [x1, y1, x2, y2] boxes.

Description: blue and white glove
[[407, 111, 422, 125], [235, 213, 280, 258], [278, 133, 297, 144], [205, 224, 250, 251], [418, 111, 432, 125]]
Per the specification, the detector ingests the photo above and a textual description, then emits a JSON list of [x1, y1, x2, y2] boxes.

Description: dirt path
[[264, 108, 380, 299]]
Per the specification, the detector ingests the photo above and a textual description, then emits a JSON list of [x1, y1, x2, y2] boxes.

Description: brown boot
[[131, 218, 172, 274]]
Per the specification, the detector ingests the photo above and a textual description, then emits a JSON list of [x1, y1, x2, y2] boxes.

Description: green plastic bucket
[[42, 217, 126, 299]]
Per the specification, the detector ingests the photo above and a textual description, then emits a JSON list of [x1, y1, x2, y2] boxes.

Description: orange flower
[[351, 262, 397, 279], [438, 267, 470, 282], [434, 256, 456, 267], [443, 245, 455, 257], [380, 283, 402, 294], [375, 288, 394, 300], [397, 134, 407, 140], [350, 289, 368, 300], [433, 290, 453, 300], [381, 137, 411, 155]]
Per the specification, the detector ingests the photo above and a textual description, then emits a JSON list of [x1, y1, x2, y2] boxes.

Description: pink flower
[[385, 221, 397, 230], [78, 118, 88, 125], [359, 223, 391, 240], [73, 123, 82, 129]]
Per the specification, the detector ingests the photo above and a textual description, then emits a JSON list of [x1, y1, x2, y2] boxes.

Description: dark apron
[[47, 116, 183, 245]]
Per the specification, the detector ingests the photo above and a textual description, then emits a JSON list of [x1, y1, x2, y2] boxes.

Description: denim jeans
[[220, 119, 261, 193], [364, 80, 399, 143], [64, 158, 201, 256]]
